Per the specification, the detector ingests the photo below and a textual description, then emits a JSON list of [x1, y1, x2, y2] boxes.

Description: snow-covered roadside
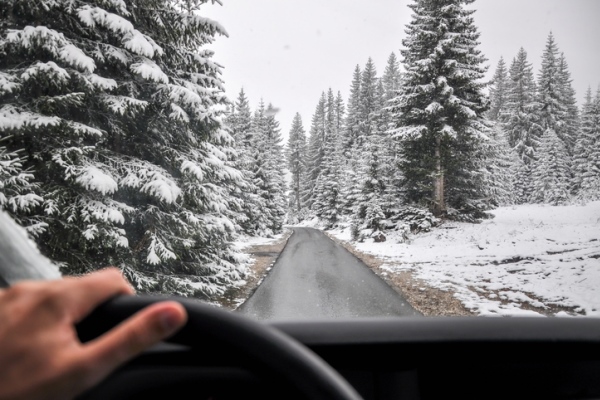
[[329, 202, 600, 317], [214, 230, 291, 309]]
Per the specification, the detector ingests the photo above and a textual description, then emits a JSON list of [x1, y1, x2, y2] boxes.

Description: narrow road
[[238, 227, 420, 320]]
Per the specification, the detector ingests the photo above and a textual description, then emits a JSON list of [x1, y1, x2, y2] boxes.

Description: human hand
[[0, 268, 187, 400]]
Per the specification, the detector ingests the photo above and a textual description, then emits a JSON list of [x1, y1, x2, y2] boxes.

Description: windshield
[[0, 0, 598, 320]]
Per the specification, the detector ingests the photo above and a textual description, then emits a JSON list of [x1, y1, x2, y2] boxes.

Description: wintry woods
[[0, 0, 599, 301], [0, 0, 251, 297], [286, 0, 600, 240]]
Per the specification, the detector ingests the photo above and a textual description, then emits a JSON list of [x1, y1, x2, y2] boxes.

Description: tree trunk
[[432, 136, 445, 216], [296, 173, 301, 212]]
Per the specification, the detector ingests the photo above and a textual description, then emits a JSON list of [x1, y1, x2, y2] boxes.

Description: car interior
[[75, 296, 600, 400]]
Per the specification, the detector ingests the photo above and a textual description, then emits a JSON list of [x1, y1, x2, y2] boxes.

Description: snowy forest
[[1, 0, 599, 300]]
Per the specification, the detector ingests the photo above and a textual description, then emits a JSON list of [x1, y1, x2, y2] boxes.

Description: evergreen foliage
[[557, 54, 580, 154], [573, 87, 600, 202], [286, 112, 307, 218], [343, 65, 362, 157], [226, 89, 265, 236], [536, 33, 573, 152], [488, 57, 508, 121], [502, 48, 543, 162], [501, 48, 543, 202], [0, 0, 246, 297], [388, 0, 490, 218], [382, 52, 402, 105], [480, 124, 518, 206], [0, 140, 45, 234], [249, 102, 287, 234], [313, 89, 345, 227], [530, 128, 572, 205]]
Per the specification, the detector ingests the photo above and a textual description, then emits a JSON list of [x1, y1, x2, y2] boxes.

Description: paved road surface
[[238, 227, 420, 320]]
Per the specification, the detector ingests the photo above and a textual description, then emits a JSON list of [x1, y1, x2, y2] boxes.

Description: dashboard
[[78, 314, 600, 400]]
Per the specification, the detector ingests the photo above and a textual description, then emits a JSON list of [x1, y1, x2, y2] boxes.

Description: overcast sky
[[203, 0, 600, 137]]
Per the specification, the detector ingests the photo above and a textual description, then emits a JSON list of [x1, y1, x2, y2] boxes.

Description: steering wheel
[[76, 295, 363, 400]]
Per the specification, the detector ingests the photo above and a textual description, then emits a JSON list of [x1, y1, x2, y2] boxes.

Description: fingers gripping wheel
[[76, 295, 363, 400]]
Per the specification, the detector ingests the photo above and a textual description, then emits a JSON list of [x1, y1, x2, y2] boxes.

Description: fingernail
[[160, 309, 184, 333]]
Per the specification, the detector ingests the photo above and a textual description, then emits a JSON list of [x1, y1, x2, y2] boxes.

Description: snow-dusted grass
[[329, 202, 600, 317]]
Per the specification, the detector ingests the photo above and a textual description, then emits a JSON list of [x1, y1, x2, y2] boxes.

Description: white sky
[[203, 0, 600, 137]]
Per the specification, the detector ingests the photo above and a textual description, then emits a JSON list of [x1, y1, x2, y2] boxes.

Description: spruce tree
[[226, 89, 264, 235], [573, 87, 600, 202], [388, 0, 490, 218], [537, 33, 570, 151], [502, 48, 543, 202], [343, 65, 362, 157], [503, 48, 543, 159], [352, 59, 388, 225], [557, 53, 580, 154], [249, 102, 286, 234], [303, 93, 327, 209], [314, 89, 345, 227], [488, 57, 508, 121], [0, 0, 245, 297], [286, 113, 307, 218], [480, 124, 518, 206], [382, 52, 402, 105], [530, 128, 571, 205], [263, 104, 287, 231], [335, 91, 346, 140], [358, 58, 379, 143], [381, 52, 405, 211]]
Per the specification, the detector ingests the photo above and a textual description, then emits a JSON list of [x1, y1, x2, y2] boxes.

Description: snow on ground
[[234, 232, 287, 249], [329, 202, 600, 317], [232, 231, 288, 283]]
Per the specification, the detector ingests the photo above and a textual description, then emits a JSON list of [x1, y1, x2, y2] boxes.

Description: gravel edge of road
[[214, 229, 294, 310], [323, 232, 476, 317]]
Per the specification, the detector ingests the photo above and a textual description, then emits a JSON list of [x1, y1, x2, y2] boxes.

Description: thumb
[[76, 301, 187, 389]]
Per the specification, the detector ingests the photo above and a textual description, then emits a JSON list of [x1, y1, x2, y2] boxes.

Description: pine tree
[[531, 128, 572, 205], [286, 113, 307, 218], [381, 52, 405, 211], [513, 160, 534, 205], [388, 0, 490, 218], [480, 124, 518, 206], [488, 57, 508, 121], [573, 87, 600, 202], [314, 89, 345, 227], [358, 58, 379, 143], [503, 48, 543, 160], [249, 102, 286, 234], [340, 68, 363, 217], [537, 33, 570, 150], [352, 58, 392, 227], [335, 91, 346, 139], [502, 48, 543, 202], [226, 89, 264, 235], [342, 65, 362, 157], [557, 53, 580, 154], [263, 104, 287, 231], [0, 0, 246, 297], [382, 52, 402, 104], [303, 93, 327, 209], [228, 89, 253, 150]]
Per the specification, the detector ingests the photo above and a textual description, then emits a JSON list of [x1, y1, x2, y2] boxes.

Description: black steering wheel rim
[[77, 295, 363, 400]]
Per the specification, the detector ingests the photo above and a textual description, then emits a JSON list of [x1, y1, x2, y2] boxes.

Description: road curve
[[237, 227, 420, 320]]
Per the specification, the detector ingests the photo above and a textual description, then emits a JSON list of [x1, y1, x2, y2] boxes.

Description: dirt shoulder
[[214, 229, 293, 310], [324, 232, 475, 317]]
